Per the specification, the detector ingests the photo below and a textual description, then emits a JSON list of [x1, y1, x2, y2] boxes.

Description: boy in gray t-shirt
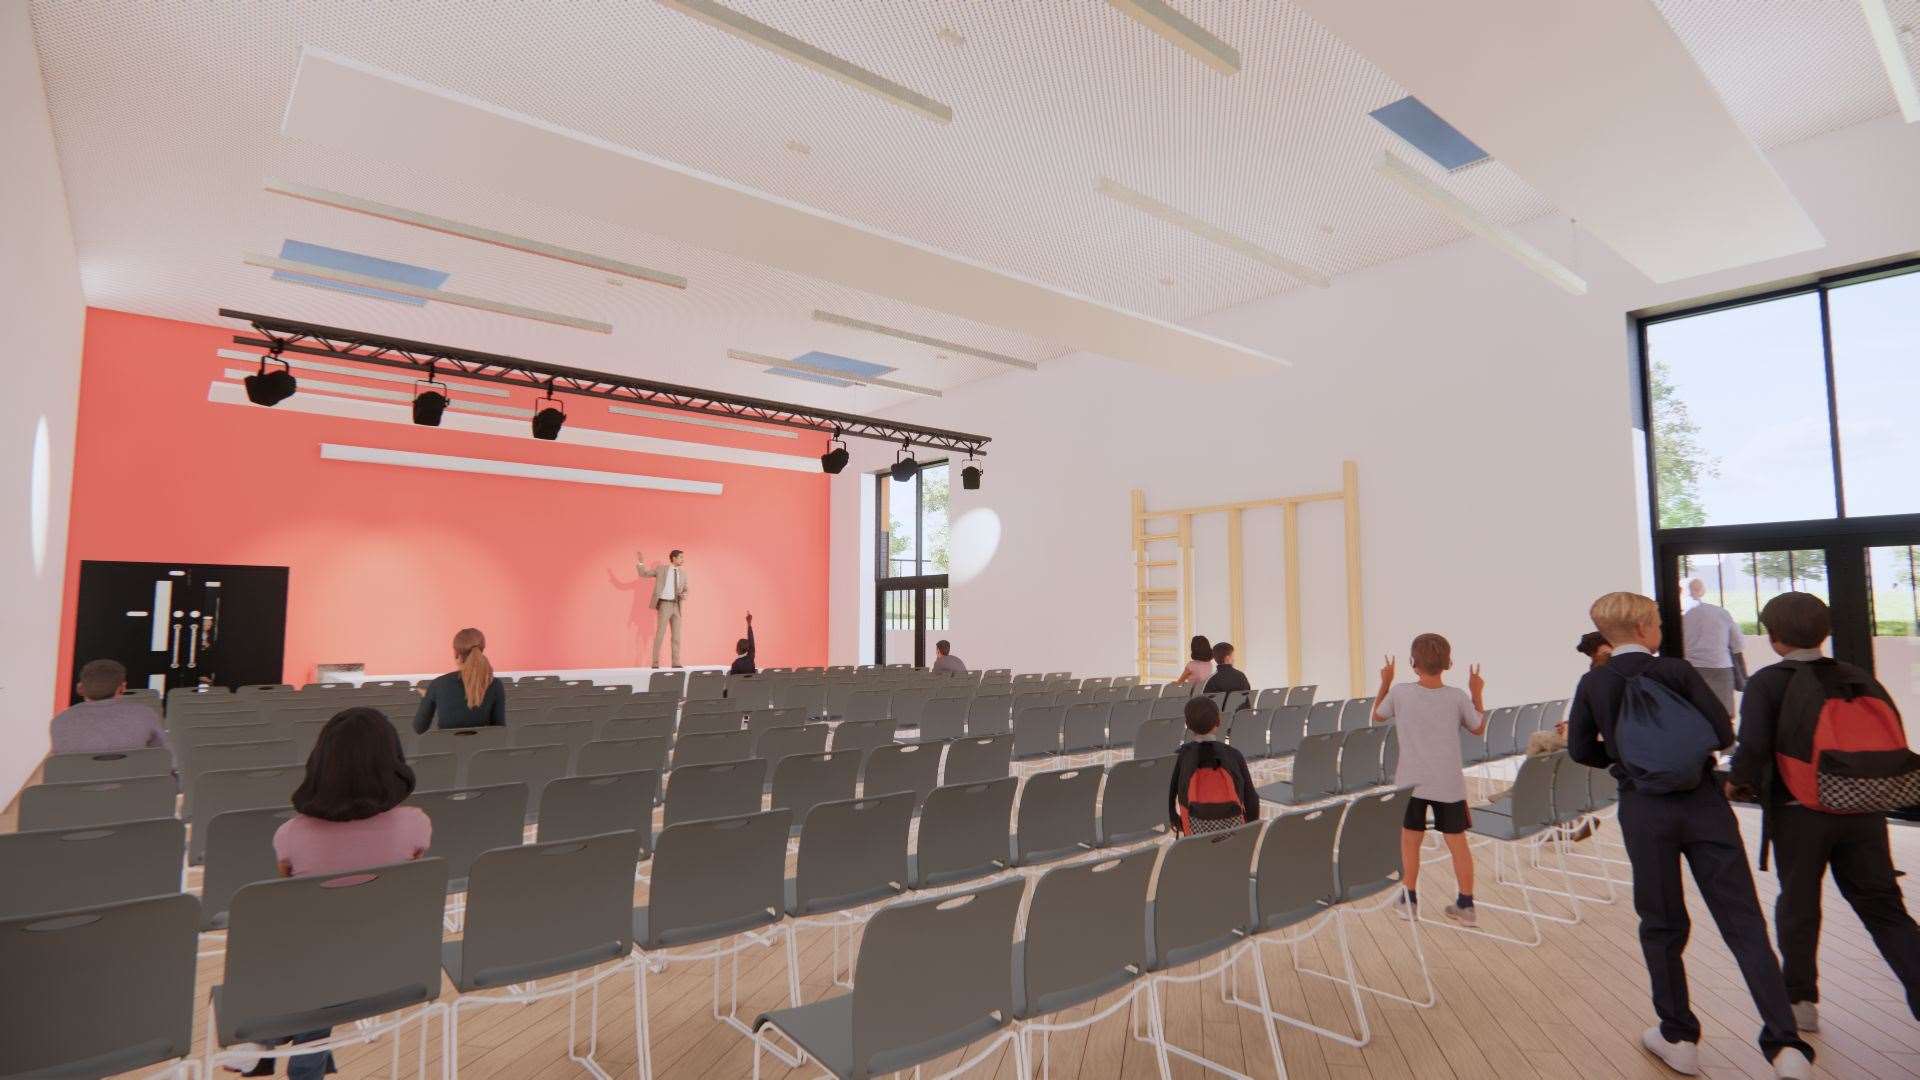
[[1373, 633, 1486, 926]]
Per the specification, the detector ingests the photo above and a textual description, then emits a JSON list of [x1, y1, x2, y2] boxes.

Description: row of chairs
[[1462, 699, 1569, 764], [1255, 724, 1401, 805]]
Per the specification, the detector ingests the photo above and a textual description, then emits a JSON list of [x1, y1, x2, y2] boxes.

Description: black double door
[[69, 560, 289, 703]]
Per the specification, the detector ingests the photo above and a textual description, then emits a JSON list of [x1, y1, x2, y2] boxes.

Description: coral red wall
[[57, 308, 830, 688]]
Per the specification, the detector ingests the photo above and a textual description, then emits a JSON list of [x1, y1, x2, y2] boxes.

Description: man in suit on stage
[[637, 549, 690, 668]]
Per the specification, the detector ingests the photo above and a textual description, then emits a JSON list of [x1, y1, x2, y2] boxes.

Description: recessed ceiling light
[[728, 348, 944, 396], [1375, 152, 1588, 295], [1106, 0, 1241, 75], [1368, 96, 1490, 171], [1096, 177, 1329, 288], [655, 0, 954, 123], [811, 309, 1038, 370]]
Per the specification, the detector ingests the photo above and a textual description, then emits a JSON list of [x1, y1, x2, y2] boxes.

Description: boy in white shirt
[[1373, 633, 1486, 926]]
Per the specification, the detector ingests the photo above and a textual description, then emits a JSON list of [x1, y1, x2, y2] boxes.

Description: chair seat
[[633, 905, 779, 953], [755, 993, 856, 1079], [1255, 780, 1294, 804], [1467, 804, 1547, 842], [1010, 940, 1136, 1021], [784, 877, 904, 919], [211, 981, 436, 1048], [1142, 901, 1248, 973], [905, 852, 1000, 890]]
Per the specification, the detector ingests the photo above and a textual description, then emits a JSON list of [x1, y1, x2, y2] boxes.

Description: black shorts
[[1403, 796, 1469, 835]]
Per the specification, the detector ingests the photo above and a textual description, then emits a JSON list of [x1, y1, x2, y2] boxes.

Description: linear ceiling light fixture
[[243, 253, 612, 333], [1095, 177, 1328, 289], [221, 309, 989, 455], [1374, 152, 1588, 296], [264, 179, 689, 288], [654, 0, 953, 123], [727, 349, 943, 398], [1106, 0, 1241, 75], [1859, 0, 1920, 122], [810, 310, 1039, 370]]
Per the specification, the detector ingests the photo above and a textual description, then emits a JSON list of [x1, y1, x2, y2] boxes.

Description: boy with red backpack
[[1168, 696, 1259, 836], [1726, 591, 1920, 1031]]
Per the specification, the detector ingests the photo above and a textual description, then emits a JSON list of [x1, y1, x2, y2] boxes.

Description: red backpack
[[1774, 660, 1920, 814], [1178, 742, 1245, 835]]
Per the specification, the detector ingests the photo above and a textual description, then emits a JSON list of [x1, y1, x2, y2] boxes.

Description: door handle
[[169, 624, 181, 669], [186, 623, 198, 668]]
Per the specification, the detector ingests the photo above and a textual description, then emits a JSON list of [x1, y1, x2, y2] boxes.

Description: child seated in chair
[[1373, 634, 1486, 927]]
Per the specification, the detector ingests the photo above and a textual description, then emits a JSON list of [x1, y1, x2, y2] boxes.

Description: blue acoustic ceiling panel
[[1368, 96, 1489, 171], [765, 350, 896, 388], [272, 239, 451, 305]]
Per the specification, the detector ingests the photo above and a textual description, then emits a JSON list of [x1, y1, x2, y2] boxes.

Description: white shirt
[[660, 566, 682, 602], [1681, 601, 1742, 669]]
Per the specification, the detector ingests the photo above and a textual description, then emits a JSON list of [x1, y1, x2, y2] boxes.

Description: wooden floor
[[7, 767, 1919, 1080]]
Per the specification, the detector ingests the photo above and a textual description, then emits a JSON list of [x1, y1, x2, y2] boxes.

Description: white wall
[[0, 5, 86, 804], [829, 113, 1920, 706]]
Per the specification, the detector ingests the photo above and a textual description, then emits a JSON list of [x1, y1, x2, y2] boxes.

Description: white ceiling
[[26, 0, 1919, 412]]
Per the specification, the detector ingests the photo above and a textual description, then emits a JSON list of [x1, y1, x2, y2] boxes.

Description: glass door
[[1868, 544, 1920, 738], [874, 461, 950, 667]]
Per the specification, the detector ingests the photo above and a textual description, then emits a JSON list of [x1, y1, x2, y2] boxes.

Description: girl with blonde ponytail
[[412, 627, 508, 733]]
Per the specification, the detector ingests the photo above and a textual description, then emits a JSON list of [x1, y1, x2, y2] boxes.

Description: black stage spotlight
[[961, 461, 982, 490], [244, 352, 297, 406], [412, 380, 448, 426], [890, 441, 919, 482], [819, 432, 849, 474], [531, 394, 566, 440]]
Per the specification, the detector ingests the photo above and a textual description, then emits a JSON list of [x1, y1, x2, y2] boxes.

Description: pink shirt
[[1181, 660, 1214, 686], [272, 807, 432, 877]]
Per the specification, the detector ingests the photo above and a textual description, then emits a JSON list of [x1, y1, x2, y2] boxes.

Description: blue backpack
[[1612, 672, 1721, 794]]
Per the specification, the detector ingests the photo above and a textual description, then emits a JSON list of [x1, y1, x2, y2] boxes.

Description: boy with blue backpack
[[1568, 591, 1812, 1078]]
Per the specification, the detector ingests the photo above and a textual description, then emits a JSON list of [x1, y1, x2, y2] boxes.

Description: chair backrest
[[41, 747, 175, 784], [1336, 725, 1389, 792], [1336, 697, 1372, 732], [941, 733, 1012, 786], [1287, 733, 1341, 803], [641, 809, 791, 949], [602, 713, 675, 744], [1061, 702, 1111, 754], [416, 725, 513, 777], [1225, 708, 1269, 759], [648, 670, 688, 697], [685, 671, 728, 701], [1098, 755, 1174, 847], [188, 766, 304, 862], [609, 702, 677, 728], [916, 697, 969, 742], [1484, 706, 1521, 757], [220, 858, 448, 1040], [1252, 805, 1341, 931], [844, 689, 893, 725], [1458, 711, 1490, 764], [407, 752, 456, 792], [1265, 704, 1307, 757], [753, 722, 832, 773], [831, 718, 898, 755], [1282, 685, 1315, 707], [965, 694, 1013, 736], [406, 783, 529, 889], [913, 777, 1016, 888], [770, 749, 862, 826], [1335, 786, 1414, 902], [1131, 718, 1181, 760], [1305, 700, 1341, 736], [848, 878, 1025, 1078], [0, 817, 184, 922], [746, 706, 809, 737], [861, 742, 942, 808], [791, 792, 913, 916], [886, 689, 930, 731], [1150, 695, 1187, 722], [1126, 683, 1160, 701], [1549, 752, 1592, 822], [1019, 847, 1154, 1019], [1147, 823, 1259, 970], [982, 669, 1012, 684], [513, 719, 597, 762], [455, 831, 641, 990], [1501, 752, 1560, 831], [679, 708, 744, 736], [728, 679, 775, 711], [662, 758, 767, 828], [537, 771, 658, 852], [1161, 682, 1194, 699], [774, 681, 828, 712], [191, 739, 298, 786], [1012, 705, 1065, 760], [1013, 766, 1104, 866], [0, 893, 200, 1077], [199, 806, 295, 930], [672, 730, 755, 770], [576, 737, 669, 792], [539, 704, 613, 732], [1513, 702, 1545, 740], [1106, 699, 1149, 747], [1588, 763, 1620, 807], [465, 744, 568, 817]]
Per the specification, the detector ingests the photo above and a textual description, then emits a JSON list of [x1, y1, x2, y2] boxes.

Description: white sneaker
[[1772, 1047, 1812, 1079], [1641, 1027, 1700, 1075], [1443, 902, 1478, 928], [1791, 1000, 1819, 1033]]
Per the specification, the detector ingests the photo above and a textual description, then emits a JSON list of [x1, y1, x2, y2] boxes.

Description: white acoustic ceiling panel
[[1296, 0, 1826, 283]]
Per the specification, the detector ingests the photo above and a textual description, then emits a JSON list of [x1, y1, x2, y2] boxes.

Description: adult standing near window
[[636, 549, 691, 669], [1682, 577, 1744, 715], [413, 627, 506, 733]]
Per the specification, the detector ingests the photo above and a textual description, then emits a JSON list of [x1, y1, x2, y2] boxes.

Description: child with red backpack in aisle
[[1168, 696, 1259, 836], [1726, 591, 1920, 1032]]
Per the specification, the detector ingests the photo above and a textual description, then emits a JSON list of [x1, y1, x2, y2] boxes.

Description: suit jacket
[[636, 561, 690, 610]]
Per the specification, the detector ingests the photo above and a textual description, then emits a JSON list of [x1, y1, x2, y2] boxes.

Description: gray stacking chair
[[1012, 705, 1065, 761], [0, 892, 200, 1079], [729, 678, 775, 711], [1127, 683, 1160, 701], [888, 687, 931, 732], [967, 694, 1013, 736], [1097, 755, 1175, 847], [647, 669, 688, 697], [771, 750, 862, 828], [1475, 754, 1560, 842], [1589, 765, 1620, 809], [752, 877, 1024, 1080], [1335, 725, 1390, 792], [1382, 727, 1400, 783], [417, 725, 513, 780], [1013, 847, 1155, 1063], [409, 752, 457, 792], [776, 681, 829, 714], [982, 668, 1013, 684], [1513, 702, 1545, 744], [186, 740, 297, 811], [1459, 712, 1491, 765], [537, 771, 659, 852], [0, 817, 184, 921], [207, 858, 448, 1075], [1483, 706, 1521, 759], [823, 683, 858, 723], [843, 689, 892, 725], [442, 831, 643, 1077], [1233, 803, 1367, 1048], [1265, 704, 1307, 757], [1061, 702, 1110, 756], [576, 737, 669, 791], [1305, 700, 1341, 736], [662, 758, 767, 828], [1012, 673, 1046, 687], [633, 809, 794, 1077], [686, 670, 728, 701], [1161, 682, 1194, 699], [41, 747, 174, 783], [1012, 765, 1104, 867], [942, 733, 1012, 785], [513, 719, 596, 764], [188, 766, 304, 863], [911, 697, 968, 743], [1339, 697, 1374, 732], [1285, 685, 1318, 707], [200, 806, 295, 930], [1253, 687, 1289, 710], [786, 792, 913, 918], [1221, 690, 1253, 716], [1080, 677, 1113, 691], [602, 713, 675, 744], [680, 707, 745, 736], [672, 729, 754, 770], [1131, 718, 1180, 760], [830, 717, 896, 755], [1550, 751, 1594, 824], [912, 777, 1016, 888], [1140, 823, 1273, 1079], [1256, 732, 1340, 806], [1106, 699, 1149, 748], [754, 722, 832, 774], [930, 680, 973, 699], [537, 703, 613, 732], [179, 721, 280, 774], [467, 744, 569, 818], [1150, 695, 1188, 722], [747, 706, 810, 738], [609, 702, 677, 728], [1226, 708, 1270, 759], [407, 783, 529, 893], [1328, 786, 1434, 1004], [860, 742, 942, 808]]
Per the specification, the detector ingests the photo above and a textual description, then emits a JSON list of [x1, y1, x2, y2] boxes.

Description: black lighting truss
[[220, 309, 991, 457]]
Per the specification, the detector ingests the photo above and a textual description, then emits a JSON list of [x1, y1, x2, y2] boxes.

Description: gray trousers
[[1697, 665, 1737, 716], [652, 600, 682, 668]]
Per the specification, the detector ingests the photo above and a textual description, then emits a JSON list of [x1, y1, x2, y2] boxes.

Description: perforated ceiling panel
[[25, 1, 1912, 407]]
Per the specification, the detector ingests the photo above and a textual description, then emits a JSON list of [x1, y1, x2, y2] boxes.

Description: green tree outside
[[1649, 358, 1717, 528]]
